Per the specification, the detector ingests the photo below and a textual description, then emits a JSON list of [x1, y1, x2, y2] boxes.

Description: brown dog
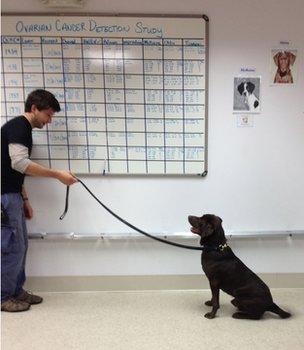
[[188, 214, 291, 320], [273, 51, 296, 83]]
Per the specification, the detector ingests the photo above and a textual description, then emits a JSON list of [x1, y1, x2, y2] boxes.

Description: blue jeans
[[1, 193, 28, 303]]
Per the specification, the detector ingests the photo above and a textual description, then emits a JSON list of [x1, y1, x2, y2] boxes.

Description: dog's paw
[[204, 312, 216, 319], [205, 300, 213, 306]]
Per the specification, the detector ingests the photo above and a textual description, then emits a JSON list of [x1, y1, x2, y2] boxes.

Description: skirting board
[[25, 273, 304, 292]]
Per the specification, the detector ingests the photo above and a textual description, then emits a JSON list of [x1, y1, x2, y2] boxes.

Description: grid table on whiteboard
[[1, 16, 207, 175]]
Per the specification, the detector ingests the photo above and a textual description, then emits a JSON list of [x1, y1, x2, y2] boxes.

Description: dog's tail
[[267, 303, 291, 318]]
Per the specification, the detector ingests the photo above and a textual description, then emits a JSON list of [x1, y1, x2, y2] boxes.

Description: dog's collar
[[202, 243, 229, 252]]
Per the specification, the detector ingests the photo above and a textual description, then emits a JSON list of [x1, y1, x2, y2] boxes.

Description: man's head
[[25, 89, 60, 129]]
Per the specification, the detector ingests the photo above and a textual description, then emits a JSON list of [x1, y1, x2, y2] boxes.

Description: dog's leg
[[205, 290, 219, 307], [231, 298, 245, 311], [204, 281, 220, 319], [232, 312, 261, 320], [232, 299, 265, 319]]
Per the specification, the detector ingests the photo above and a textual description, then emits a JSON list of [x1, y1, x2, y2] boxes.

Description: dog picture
[[272, 50, 297, 84], [237, 82, 260, 111], [233, 77, 261, 113], [188, 214, 291, 320]]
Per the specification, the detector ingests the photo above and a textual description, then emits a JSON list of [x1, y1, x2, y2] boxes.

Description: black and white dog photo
[[233, 77, 261, 113]]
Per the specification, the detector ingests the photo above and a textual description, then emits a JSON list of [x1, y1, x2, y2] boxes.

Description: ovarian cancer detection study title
[[15, 19, 164, 38]]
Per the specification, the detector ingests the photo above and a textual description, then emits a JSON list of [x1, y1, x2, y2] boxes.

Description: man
[[1, 89, 78, 312]]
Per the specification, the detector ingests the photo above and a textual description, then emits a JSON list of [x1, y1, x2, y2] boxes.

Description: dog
[[273, 51, 296, 84], [188, 214, 291, 320], [237, 81, 260, 111]]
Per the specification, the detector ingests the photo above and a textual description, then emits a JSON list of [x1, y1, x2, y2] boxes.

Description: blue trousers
[[1, 193, 28, 303]]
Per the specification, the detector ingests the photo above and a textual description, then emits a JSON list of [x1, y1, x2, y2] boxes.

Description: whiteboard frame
[[27, 230, 304, 240], [1, 13, 209, 177]]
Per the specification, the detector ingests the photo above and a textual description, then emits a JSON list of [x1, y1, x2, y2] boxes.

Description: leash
[[59, 177, 206, 251]]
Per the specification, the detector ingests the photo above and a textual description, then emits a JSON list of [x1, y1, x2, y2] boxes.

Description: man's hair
[[25, 89, 61, 112]]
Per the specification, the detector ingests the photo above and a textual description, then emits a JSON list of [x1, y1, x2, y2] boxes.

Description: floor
[[2, 289, 304, 350]]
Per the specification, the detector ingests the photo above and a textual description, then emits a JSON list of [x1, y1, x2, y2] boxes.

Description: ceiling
[[1, 0, 204, 14]]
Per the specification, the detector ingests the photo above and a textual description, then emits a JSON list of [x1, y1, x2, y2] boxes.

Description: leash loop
[[59, 185, 70, 220], [60, 177, 205, 251]]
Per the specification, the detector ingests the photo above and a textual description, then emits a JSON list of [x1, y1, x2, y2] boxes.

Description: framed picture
[[270, 49, 298, 84], [233, 77, 261, 114]]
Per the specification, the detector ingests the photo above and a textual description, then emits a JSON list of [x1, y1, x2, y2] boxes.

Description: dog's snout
[[188, 215, 195, 224], [188, 215, 199, 227]]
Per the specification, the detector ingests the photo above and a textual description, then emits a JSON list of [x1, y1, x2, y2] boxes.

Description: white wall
[[2, 0, 304, 276]]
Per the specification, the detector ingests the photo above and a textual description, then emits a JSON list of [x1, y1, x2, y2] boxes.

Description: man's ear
[[31, 104, 38, 113]]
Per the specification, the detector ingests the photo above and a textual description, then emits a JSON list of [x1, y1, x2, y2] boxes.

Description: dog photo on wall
[[271, 49, 297, 84], [233, 77, 261, 113]]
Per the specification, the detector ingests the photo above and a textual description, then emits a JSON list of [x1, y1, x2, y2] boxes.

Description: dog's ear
[[237, 82, 244, 95], [201, 215, 222, 237], [212, 216, 223, 230], [273, 52, 280, 67], [246, 82, 255, 93], [286, 51, 296, 65]]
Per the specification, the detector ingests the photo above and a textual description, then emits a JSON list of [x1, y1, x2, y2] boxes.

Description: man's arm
[[24, 162, 77, 186], [9, 143, 77, 186], [21, 185, 33, 219], [21, 186, 29, 201]]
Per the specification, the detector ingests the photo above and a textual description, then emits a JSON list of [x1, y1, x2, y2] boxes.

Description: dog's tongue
[[191, 227, 200, 234]]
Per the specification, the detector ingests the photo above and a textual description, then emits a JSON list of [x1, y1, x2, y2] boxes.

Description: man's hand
[[55, 170, 78, 186], [23, 200, 33, 219]]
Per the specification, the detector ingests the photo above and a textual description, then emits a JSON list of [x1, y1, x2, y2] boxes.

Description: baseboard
[[24, 273, 304, 292]]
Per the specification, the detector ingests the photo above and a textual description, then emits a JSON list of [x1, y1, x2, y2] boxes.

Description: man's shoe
[[16, 290, 43, 305], [1, 299, 31, 312]]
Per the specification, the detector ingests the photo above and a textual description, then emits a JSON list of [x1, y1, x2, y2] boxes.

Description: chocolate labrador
[[188, 214, 291, 320], [273, 51, 296, 84]]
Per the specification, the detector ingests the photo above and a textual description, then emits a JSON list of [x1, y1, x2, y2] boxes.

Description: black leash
[[60, 177, 205, 251], [59, 185, 70, 221]]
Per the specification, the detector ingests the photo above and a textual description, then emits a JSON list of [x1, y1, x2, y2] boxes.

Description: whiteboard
[[1, 14, 209, 176]]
